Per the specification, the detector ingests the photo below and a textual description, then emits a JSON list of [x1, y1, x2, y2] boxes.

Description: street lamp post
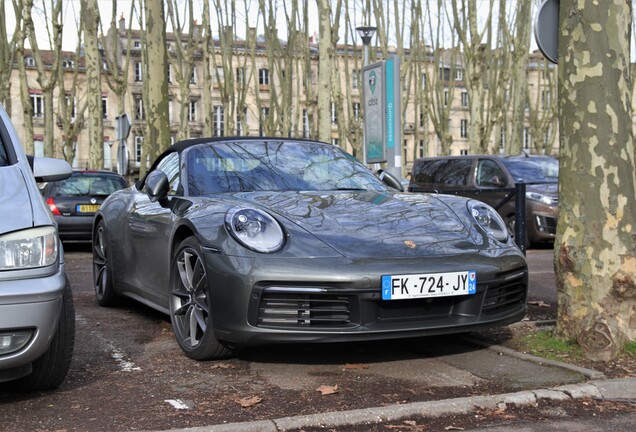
[[356, 26, 377, 66]]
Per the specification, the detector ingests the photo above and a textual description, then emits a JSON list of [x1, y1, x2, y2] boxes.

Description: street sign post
[[361, 55, 402, 177], [362, 61, 386, 164]]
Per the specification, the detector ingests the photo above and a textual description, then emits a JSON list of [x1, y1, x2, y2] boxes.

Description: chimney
[[119, 14, 125, 33]]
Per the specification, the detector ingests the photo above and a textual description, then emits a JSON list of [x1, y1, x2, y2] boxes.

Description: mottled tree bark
[[556, 0, 636, 361], [142, 0, 170, 175], [24, 0, 63, 158], [316, 0, 334, 143], [81, 0, 103, 168]]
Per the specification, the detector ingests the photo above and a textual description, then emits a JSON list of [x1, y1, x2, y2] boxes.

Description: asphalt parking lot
[[0, 246, 576, 432]]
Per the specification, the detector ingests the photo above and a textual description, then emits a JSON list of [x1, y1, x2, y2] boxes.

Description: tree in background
[[24, 0, 63, 158], [141, 0, 170, 175], [0, 1, 21, 114], [556, 0, 636, 361], [451, 0, 509, 154], [81, 0, 103, 168]]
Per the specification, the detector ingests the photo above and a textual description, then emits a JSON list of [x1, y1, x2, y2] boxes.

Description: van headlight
[[467, 201, 509, 242], [526, 192, 557, 206], [225, 207, 285, 253], [0, 226, 58, 270]]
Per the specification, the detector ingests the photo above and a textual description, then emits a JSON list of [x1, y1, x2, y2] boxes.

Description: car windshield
[[186, 141, 387, 194], [502, 157, 559, 183], [53, 173, 128, 197]]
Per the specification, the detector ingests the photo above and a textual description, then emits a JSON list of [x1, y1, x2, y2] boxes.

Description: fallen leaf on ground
[[316, 385, 339, 395], [444, 426, 464, 431], [235, 396, 262, 407], [528, 300, 551, 308], [343, 363, 369, 370]]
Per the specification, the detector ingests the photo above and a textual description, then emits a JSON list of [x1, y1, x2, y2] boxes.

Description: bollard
[[514, 182, 527, 255]]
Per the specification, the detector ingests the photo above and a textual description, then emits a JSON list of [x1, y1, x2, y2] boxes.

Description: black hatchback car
[[41, 170, 128, 241]]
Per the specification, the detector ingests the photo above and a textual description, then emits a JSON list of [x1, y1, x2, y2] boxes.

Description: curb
[[157, 377, 636, 432]]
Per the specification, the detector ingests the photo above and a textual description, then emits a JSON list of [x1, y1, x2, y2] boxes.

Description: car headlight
[[0, 226, 58, 270], [467, 201, 509, 242], [225, 207, 285, 253], [526, 192, 556, 206]]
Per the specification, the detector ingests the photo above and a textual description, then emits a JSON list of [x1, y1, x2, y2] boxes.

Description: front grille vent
[[482, 276, 527, 316], [258, 292, 351, 327]]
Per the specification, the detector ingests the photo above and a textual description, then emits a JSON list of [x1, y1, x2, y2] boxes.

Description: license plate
[[77, 204, 100, 213], [382, 271, 476, 300]]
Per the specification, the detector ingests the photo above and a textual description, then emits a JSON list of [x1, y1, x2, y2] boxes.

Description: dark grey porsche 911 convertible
[[93, 137, 527, 360]]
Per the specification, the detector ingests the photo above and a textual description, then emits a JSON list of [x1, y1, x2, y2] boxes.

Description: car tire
[[12, 277, 75, 392], [93, 220, 120, 306], [169, 237, 233, 360]]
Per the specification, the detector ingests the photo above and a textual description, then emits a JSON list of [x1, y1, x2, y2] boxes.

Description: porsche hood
[[239, 191, 484, 258]]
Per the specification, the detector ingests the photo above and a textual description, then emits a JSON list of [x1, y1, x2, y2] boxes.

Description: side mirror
[[32, 156, 72, 182], [145, 170, 170, 203], [377, 169, 405, 192]]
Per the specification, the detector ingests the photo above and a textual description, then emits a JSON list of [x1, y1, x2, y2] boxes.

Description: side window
[[476, 159, 506, 187], [415, 159, 471, 186], [0, 139, 8, 167], [154, 152, 181, 195]]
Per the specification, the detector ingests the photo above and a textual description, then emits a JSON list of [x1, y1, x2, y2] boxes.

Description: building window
[[64, 95, 76, 119], [444, 89, 449, 106], [215, 66, 224, 85], [134, 62, 142, 81], [25, 56, 35, 67], [134, 135, 143, 164], [190, 68, 197, 84], [259, 107, 270, 136], [541, 90, 551, 110], [418, 140, 425, 158], [134, 96, 144, 120], [102, 97, 108, 119], [352, 70, 359, 89], [188, 100, 197, 122], [236, 67, 246, 86], [302, 109, 310, 138], [421, 73, 427, 88], [460, 149, 469, 155], [259, 68, 269, 86], [33, 139, 44, 157], [331, 138, 339, 146], [30, 94, 44, 118], [460, 119, 468, 138], [524, 127, 531, 149], [103, 141, 112, 170], [62, 58, 74, 69], [236, 108, 247, 135], [419, 109, 425, 128], [353, 102, 360, 121], [133, 40, 141, 49], [213, 106, 224, 137], [167, 64, 172, 83], [330, 102, 337, 124], [455, 68, 463, 81], [461, 91, 469, 107]]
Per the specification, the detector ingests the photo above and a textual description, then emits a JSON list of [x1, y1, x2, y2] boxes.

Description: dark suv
[[408, 155, 559, 245]]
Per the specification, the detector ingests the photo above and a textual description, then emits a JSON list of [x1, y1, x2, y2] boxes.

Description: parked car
[[41, 170, 128, 242], [0, 103, 75, 391], [408, 154, 559, 246], [93, 137, 528, 360]]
